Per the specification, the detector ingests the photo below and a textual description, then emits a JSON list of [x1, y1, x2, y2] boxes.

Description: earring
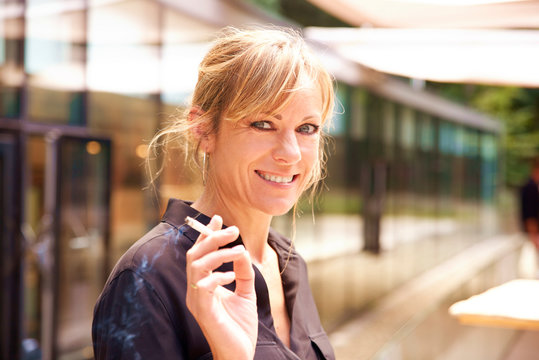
[[202, 152, 207, 186]]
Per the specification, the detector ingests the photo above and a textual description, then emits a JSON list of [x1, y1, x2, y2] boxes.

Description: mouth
[[255, 170, 297, 184]]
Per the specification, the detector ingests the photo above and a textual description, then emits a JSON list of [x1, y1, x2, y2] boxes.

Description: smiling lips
[[256, 170, 296, 184]]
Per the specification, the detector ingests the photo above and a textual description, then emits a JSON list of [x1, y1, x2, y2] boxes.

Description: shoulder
[[107, 222, 194, 286], [95, 220, 196, 320], [93, 199, 213, 358], [522, 179, 538, 190], [106, 198, 205, 284], [521, 180, 539, 201], [93, 222, 194, 334]]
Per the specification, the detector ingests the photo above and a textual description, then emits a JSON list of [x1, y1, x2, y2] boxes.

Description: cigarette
[[185, 216, 214, 236]]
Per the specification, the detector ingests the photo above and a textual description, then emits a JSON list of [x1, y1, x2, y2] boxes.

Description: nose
[[273, 130, 301, 165]]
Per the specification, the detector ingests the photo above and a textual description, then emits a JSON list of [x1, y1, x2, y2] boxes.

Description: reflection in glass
[[87, 0, 160, 95], [382, 101, 396, 148], [86, 0, 164, 262], [419, 115, 434, 151], [23, 136, 47, 347], [25, 5, 85, 124], [161, 42, 208, 105], [0, 6, 24, 118], [161, 8, 215, 104], [480, 134, 497, 202], [400, 107, 415, 149], [56, 138, 109, 359]]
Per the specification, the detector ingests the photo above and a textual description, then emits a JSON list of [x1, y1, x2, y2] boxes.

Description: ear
[[188, 106, 215, 153]]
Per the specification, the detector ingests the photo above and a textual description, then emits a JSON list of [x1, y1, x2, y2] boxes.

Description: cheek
[[302, 138, 322, 185], [301, 138, 320, 168]]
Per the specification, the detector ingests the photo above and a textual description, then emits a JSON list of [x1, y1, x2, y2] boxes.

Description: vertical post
[[0, 131, 23, 360], [40, 130, 60, 360], [81, 0, 89, 127], [363, 161, 386, 253]]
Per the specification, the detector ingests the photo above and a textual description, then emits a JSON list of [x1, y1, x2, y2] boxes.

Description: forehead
[[270, 82, 323, 116], [220, 77, 325, 127]]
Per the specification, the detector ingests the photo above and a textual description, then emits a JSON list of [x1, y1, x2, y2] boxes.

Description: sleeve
[[92, 270, 185, 360]]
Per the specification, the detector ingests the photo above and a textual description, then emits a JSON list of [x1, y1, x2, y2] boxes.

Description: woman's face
[[207, 84, 323, 216]]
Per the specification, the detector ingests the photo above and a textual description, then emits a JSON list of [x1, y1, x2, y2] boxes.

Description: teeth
[[258, 171, 293, 183]]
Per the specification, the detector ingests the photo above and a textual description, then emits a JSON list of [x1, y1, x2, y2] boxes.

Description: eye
[[297, 123, 319, 135], [251, 121, 273, 130]]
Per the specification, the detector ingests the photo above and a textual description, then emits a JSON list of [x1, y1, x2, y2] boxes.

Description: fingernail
[[224, 226, 238, 234]]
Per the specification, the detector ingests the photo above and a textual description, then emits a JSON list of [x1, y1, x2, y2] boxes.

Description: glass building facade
[[1, 1, 502, 359]]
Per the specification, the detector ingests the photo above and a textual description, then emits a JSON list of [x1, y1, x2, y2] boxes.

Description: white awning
[[306, 0, 539, 29], [304, 27, 539, 87]]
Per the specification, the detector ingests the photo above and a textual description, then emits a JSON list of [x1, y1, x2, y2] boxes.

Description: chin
[[258, 199, 297, 217]]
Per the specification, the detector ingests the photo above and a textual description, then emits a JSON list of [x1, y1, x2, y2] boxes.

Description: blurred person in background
[[92, 26, 335, 360], [520, 158, 539, 250]]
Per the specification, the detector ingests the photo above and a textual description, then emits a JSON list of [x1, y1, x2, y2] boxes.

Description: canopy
[[304, 27, 539, 87], [306, 0, 539, 28]]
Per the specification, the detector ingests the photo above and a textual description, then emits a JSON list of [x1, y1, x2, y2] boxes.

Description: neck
[[191, 188, 273, 265]]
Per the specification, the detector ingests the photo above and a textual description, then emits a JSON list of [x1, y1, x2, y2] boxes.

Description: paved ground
[[325, 233, 530, 360], [503, 331, 539, 360]]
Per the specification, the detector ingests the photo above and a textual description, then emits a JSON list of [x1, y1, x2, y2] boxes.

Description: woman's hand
[[186, 215, 258, 360]]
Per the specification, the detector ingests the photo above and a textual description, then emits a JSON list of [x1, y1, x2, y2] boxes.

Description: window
[[419, 114, 434, 151], [382, 101, 395, 146], [25, 3, 86, 124], [349, 88, 367, 140], [328, 84, 348, 136], [0, 3, 24, 118]]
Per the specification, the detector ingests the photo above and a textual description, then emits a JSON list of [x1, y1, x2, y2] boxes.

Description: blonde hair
[[147, 26, 334, 198]]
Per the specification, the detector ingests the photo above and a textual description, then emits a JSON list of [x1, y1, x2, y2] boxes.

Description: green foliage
[[426, 83, 539, 187], [244, 0, 281, 15], [248, 0, 349, 27], [279, 0, 350, 27], [425, 83, 476, 105], [471, 87, 539, 187]]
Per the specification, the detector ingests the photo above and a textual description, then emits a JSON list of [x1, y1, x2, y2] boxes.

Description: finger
[[207, 214, 223, 232], [186, 271, 235, 316], [186, 221, 235, 287], [195, 215, 223, 244], [188, 226, 240, 262], [190, 245, 246, 278], [195, 271, 236, 293], [233, 250, 255, 299], [187, 271, 236, 316]]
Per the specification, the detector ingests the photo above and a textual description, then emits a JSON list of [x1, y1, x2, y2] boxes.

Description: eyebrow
[[269, 113, 321, 122]]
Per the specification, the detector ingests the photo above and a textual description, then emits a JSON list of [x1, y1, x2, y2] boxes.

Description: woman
[[92, 26, 335, 360]]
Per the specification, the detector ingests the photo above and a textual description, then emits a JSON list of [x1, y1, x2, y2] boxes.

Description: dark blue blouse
[[92, 199, 334, 359]]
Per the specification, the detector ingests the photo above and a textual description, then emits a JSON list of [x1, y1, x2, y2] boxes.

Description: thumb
[[233, 248, 255, 299]]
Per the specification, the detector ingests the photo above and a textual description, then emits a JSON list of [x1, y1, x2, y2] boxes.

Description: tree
[[472, 87, 539, 187], [427, 83, 539, 187]]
